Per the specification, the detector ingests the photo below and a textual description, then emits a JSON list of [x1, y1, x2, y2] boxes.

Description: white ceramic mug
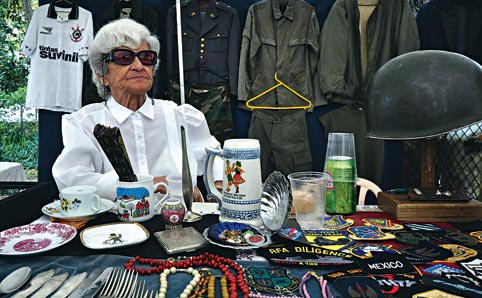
[[116, 174, 169, 222], [59, 185, 101, 216], [204, 139, 263, 227]]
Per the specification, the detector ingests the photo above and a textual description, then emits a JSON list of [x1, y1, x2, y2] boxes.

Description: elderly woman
[[53, 19, 222, 201]]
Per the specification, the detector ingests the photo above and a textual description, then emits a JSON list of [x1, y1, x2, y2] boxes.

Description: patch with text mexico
[[358, 252, 417, 275]]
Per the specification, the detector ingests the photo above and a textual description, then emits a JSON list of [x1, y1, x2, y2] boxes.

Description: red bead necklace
[[125, 252, 250, 298]]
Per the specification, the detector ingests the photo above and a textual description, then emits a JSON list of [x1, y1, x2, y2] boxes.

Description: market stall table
[[0, 187, 481, 297]]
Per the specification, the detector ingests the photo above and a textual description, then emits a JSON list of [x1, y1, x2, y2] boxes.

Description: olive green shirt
[[238, 0, 326, 111], [319, 0, 419, 104]]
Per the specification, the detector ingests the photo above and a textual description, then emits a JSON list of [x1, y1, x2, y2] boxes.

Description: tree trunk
[[23, 0, 33, 23]]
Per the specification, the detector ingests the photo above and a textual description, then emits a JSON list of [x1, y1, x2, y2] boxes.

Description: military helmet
[[366, 50, 482, 139]]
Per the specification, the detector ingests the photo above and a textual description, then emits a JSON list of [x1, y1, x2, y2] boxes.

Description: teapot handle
[[204, 147, 223, 209], [153, 182, 169, 212]]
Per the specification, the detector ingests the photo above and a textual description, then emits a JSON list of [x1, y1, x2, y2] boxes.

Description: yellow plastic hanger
[[246, 73, 312, 110]]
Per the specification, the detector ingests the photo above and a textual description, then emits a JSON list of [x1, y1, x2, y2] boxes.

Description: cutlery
[[50, 272, 88, 298], [12, 269, 55, 298], [67, 268, 102, 298], [181, 125, 201, 222], [30, 272, 69, 298], [78, 267, 113, 298], [0, 267, 31, 294]]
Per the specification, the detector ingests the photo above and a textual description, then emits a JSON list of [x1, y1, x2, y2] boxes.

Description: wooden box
[[378, 192, 482, 222]]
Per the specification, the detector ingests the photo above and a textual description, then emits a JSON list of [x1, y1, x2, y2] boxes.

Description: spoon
[[0, 266, 32, 294]]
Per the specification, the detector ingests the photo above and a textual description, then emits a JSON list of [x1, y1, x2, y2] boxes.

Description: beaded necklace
[[124, 252, 250, 298], [298, 271, 333, 298], [158, 267, 201, 298], [207, 275, 229, 298]]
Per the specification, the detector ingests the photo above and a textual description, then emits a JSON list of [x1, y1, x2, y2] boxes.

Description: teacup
[[59, 185, 101, 216], [116, 174, 168, 222]]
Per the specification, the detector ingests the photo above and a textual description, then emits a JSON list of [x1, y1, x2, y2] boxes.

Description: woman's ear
[[96, 72, 108, 86]]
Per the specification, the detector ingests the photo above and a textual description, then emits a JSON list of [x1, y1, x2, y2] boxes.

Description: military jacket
[[238, 0, 325, 110], [319, 0, 419, 104], [166, 0, 241, 96]]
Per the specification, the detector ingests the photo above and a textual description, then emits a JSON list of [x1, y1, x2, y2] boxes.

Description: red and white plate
[[0, 223, 77, 256]]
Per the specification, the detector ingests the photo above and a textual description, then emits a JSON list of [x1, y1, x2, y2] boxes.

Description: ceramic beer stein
[[205, 139, 263, 227], [116, 174, 169, 222]]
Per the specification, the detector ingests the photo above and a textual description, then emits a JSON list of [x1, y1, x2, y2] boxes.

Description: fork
[[97, 268, 137, 298]]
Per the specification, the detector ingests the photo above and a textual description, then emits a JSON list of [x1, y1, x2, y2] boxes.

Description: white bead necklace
[[158, 267, 201, 298]]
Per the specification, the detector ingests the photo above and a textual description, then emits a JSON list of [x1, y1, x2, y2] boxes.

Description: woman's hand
[[155, 175, 204, 202], [153, 176, 168, 193], [194, 186, 204, 202]]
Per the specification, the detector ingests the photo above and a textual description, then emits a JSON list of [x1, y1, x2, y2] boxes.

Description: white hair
[[88, 18, 160, 98]]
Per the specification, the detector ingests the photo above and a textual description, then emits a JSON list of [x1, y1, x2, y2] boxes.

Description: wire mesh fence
[[403, 123, 482, 201]]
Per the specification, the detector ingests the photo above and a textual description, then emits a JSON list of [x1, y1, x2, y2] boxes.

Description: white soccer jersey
[[22, 3, 93, 112]]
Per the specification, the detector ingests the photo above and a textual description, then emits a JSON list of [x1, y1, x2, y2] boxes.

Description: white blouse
[[52, 96, 222, 200]]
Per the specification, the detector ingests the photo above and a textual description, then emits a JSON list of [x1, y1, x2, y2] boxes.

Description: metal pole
[[175, 0, 186, 105]]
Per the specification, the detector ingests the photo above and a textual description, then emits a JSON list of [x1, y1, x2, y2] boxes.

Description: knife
[[11, 269, 56, 298], [50, 272, 88, 298], [30, 272, 69, 298], [67, 268, 102, 298], [78, 267, 113, 298]]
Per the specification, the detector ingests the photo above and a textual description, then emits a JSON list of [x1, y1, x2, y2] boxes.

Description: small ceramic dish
[[203, 221, 271, 250], [0, 223, 77, 256], [42, 199, 114, 222], [80, 222, 149, 250]]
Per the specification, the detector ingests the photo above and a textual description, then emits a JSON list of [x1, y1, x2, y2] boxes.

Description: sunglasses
[[104, 49, 158, 66]]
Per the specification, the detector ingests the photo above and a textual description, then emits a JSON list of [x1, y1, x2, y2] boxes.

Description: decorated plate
[[260, 171, 292, 231], [42, 199, 114, 221], [203, 221, 271, 250], [80, 222, 149, 250], [0, 223, 77, 256]]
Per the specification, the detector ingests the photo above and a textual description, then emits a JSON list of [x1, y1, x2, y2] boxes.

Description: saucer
[[42, 199, 114, 221], [0, 223, 76, 256]]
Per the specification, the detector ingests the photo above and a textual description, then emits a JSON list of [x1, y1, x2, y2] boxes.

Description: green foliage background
[[0, 0, 38, 172]]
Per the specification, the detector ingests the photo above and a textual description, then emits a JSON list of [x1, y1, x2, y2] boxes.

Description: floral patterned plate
[[42, 199, 114, 222], [0, 223, 77, 256]]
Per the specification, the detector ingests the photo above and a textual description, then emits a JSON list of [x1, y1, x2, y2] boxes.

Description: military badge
[[244, 267, 299, 295], [322, 215, 354, 230], [362, 218, 404, 230]]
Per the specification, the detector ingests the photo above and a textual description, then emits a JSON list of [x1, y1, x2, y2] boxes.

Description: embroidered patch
[[362, 218, 404, 230], [303, 230, 354, 250], [392, 230, 430, 246], [421, 275, 482, 297], [358, 253, 417, 275], [439, 244, 478, 262], [347, 226, 396, 241], [244, 267, 299, 295], [405, 223, 443, 232], [346, 244, 399, 259], [429, 230, 478, 246], [323, 215, 354, 230], [369, 273, 428, 297], [469, 231, 482, 243], [334, 276, 385, 298], [460, 259, 482, 281], [419, 262, 466, 276], [411, 289, 465, 297], [399, 241, 453, 262]]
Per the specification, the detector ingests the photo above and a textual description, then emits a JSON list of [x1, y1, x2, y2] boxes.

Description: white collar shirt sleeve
[[52, 97, 222, 200]]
